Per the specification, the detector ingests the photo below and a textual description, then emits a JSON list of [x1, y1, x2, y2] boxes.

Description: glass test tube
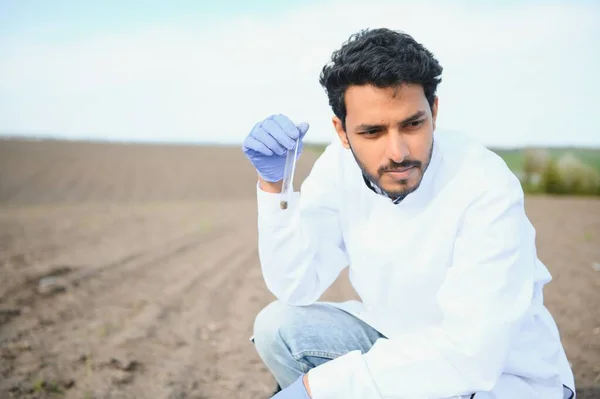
[[280, 136, 300, 210]]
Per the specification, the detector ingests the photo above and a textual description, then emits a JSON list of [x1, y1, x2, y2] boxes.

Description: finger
[[244, 136, 273, 156], [262, 118, 296, 150], [254, 126, 287, 155], [271, 114, 302, 143], [296, 122, 310, 138]]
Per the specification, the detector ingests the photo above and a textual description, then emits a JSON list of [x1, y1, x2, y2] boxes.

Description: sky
[[0, 0, 599, 148]]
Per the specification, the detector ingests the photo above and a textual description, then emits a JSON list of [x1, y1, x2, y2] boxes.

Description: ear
[[431, 96, 439, 131], [332, 116, 350, 149]]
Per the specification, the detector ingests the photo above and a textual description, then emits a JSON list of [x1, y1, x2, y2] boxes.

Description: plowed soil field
[[1, 138, 598, 398]]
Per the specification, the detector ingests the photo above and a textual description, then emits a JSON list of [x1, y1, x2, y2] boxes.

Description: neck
[[362, 174, 407, 204]]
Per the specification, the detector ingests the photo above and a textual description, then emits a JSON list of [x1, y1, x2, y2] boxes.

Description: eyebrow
[[400, 110, 426, 124], [354, 110, 426, 131]]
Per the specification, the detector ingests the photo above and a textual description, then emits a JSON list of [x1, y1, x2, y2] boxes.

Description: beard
[[348, 139, 434, 199]]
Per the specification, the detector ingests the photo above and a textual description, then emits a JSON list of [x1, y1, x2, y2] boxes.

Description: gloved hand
[[272, 375, 311, 398], [242, 114, 309, 182]]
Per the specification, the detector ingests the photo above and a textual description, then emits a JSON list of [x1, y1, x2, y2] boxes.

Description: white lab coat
[[255, 130, 575, 398]]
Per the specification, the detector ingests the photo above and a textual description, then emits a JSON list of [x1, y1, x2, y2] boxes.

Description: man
[[242, 28, 575, 399]]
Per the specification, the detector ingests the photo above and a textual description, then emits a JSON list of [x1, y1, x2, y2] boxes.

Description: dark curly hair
[[319, 28, 443, 130]]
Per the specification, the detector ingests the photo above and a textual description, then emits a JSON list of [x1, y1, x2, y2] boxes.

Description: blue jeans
[[251, 300, 573, 399], [252, 300, 384, 389]]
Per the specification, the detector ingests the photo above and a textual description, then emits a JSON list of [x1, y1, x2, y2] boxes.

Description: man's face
[[333, 84, 438, 198]]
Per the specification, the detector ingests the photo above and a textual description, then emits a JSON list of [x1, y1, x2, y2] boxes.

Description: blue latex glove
[[242, 114, 309, 182], [272, 375, 311, 399]]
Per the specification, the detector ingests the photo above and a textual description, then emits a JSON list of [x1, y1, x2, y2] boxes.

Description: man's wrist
[[258, 176, 283, 193]]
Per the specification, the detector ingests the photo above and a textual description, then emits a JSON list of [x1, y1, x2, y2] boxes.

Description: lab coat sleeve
[[307, 177, 538, 398], [256, 142, 349, 306]]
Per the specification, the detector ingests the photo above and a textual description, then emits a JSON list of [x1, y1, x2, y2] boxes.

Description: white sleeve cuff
[[307, 350, 381, 399], [256, 181, 301, 226]]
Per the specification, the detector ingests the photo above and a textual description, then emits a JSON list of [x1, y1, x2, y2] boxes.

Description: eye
[[359, 129, 380, 137]]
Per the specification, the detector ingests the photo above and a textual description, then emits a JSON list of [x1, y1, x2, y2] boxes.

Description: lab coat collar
[[361, 174, 406, 204]]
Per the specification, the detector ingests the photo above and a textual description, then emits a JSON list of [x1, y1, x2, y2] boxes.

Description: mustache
[[379, 159, 422, 173]]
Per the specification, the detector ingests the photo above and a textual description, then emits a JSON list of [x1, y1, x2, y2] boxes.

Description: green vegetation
[[306, 143, 600, 196], [492, 147, 600, 196], [490, 147, 600, 175]]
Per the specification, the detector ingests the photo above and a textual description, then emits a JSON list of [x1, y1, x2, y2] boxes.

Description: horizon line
[[1, 132, 599, 151]]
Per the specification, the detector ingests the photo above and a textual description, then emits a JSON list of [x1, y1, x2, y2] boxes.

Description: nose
[[385, 133, 409, 163]]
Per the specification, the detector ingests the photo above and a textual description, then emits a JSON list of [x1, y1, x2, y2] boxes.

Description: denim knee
[[253, 301, 347, 359], [252, 301, 382, 386], [253, 300, 288, 350], [253, 301, 312, 386], [253, 300, 317, 360]]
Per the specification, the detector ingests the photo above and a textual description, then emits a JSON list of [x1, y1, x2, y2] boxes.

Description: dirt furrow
[[0, 226, 221, 327], [0, 212, 153, 303], [103, 231, 250, 350], [0, 226, 238, 397], [48, 226, 233, 326], [157, 241, 260, 399], [205, 253, 276, 398], [0, 201, 244, 316], [61, 229, 256, 399]]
